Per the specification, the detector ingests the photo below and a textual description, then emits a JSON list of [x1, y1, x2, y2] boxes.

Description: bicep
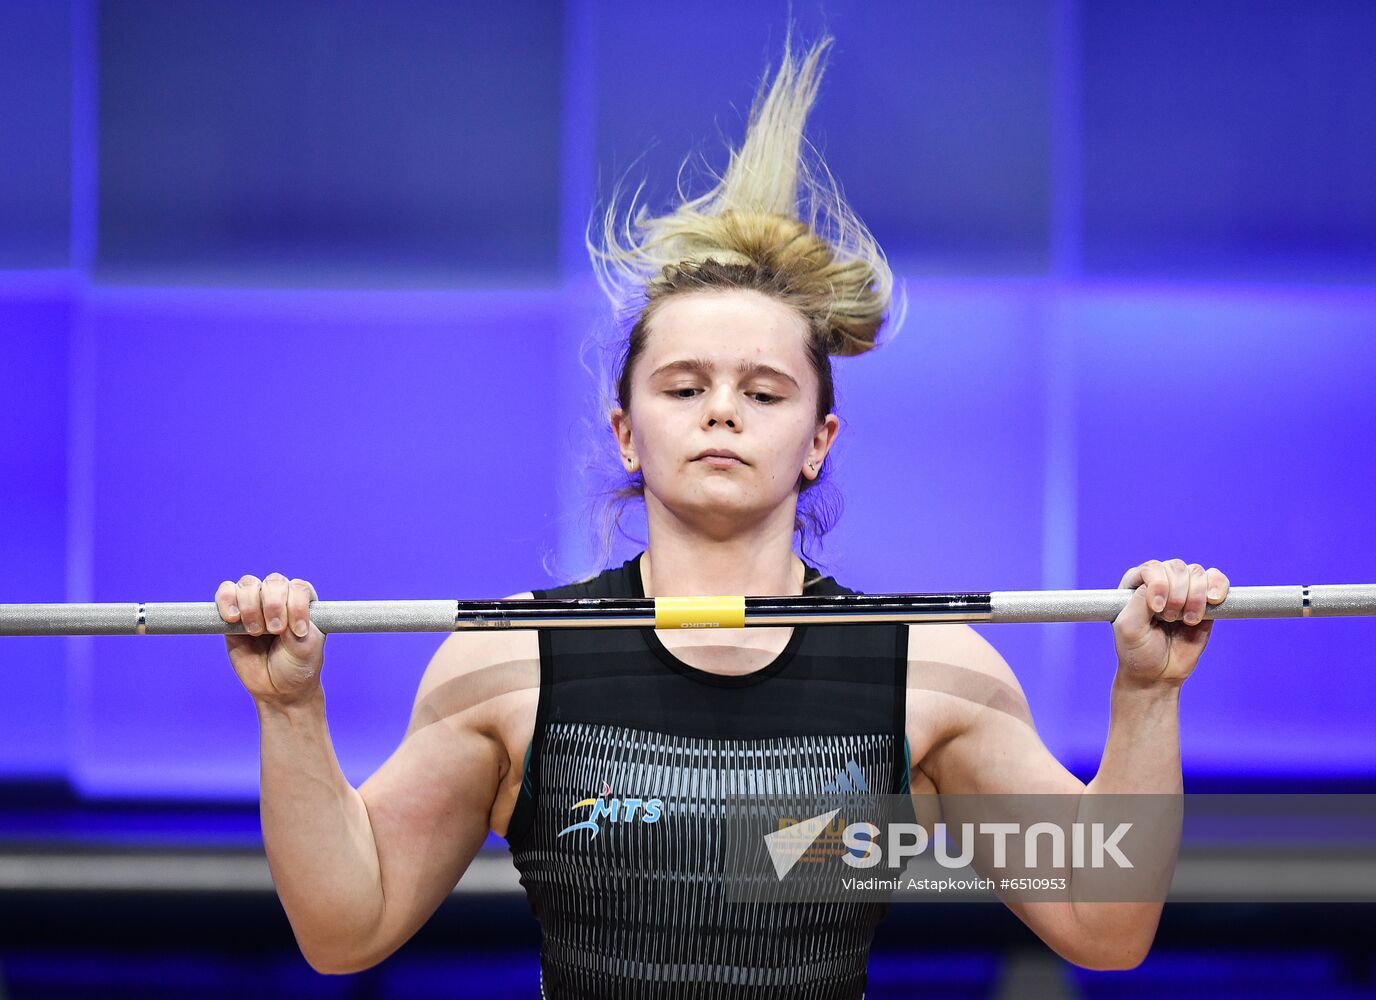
[[355, 712, 501, 960], [352, 616, 530, 964], [913, 623, 1083, 798], [910, 624, 1091, 961]]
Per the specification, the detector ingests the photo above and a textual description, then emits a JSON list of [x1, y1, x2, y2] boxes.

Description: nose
[[702, 384, 739, 429]]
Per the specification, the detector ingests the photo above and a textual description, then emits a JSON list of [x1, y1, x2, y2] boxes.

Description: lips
[[694, 449, 746, 464]]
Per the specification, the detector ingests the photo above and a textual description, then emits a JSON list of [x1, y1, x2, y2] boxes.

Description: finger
[[1141, 560, 1169, 614], [261, 573, 291, 635], [1117, 582, 1155, 638], [215, 581, 240, 622], [1206, 567, 1230, 603], [1118, 563, 1144, 590], [287, 579, 317, 638], [1113, 583, 1165, 659], [1163, 558, 1190, 621], [236, 575, 263, 634], [1182, 564, 1208, 625]]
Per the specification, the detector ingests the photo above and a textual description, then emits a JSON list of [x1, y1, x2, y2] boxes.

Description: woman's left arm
[[912, 558, 1230, 970]]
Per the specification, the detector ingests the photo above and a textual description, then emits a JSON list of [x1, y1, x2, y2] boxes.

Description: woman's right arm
[[218, 573, 529, 974]]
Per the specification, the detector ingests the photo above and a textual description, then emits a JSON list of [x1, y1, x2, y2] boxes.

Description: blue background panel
[[1083, 1, 1376, 282], [97, 0, 565, 286], [0, 285, 73, 775], [1067, 283, 1376, 775], [0, 1, 70, 268]]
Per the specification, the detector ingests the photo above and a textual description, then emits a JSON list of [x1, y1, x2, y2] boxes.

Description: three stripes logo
[[821, 759, 870, 794], [764, 760, 872, 879]]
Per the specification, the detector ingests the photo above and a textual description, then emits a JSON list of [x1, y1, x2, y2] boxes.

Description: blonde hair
[[587, 32, 902, 357], [561, 31, 904, 582]]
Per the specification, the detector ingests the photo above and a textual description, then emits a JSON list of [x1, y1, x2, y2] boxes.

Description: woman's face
[[611, 288, 839, 535]]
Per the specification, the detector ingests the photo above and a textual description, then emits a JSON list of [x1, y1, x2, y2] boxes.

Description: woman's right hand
[[216, 573, 327, 705]]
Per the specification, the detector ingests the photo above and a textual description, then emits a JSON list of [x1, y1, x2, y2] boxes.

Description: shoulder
[[907, 622, 1022, 687], [905, 622, 1032, 731], [409, 592, 539, 738]]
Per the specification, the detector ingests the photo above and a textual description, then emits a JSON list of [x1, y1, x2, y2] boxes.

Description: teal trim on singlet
[[902, 733, 912, 793], [519, 742, 534, 800]]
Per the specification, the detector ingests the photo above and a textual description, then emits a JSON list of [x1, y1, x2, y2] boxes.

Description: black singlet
[[506, 551, 913, 999]]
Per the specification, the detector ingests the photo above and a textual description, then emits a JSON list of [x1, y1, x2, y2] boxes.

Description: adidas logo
[[821, 760, 869, 794]]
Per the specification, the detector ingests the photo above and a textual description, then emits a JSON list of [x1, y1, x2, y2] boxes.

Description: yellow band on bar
[[654, 595, 746, 629]]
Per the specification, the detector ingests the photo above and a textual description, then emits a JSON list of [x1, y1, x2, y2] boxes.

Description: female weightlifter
[[214, 34, 1230, 998]]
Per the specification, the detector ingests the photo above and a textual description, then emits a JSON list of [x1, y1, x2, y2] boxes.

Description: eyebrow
[[647, 358, 801, 391]]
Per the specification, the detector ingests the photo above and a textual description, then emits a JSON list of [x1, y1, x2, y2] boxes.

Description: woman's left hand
[[1112, 559, 1231, 688]]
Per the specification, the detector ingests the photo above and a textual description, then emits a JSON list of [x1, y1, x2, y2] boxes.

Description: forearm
[[256, 690, 385, 971], [1071, 675, 1184, 967], [1088, 675, 1183, 796]]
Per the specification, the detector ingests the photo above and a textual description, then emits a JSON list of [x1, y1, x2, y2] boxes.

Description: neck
[[639, 497, 806, 598]]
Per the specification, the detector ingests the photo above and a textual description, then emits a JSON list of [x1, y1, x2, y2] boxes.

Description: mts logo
[[557, 781, 665, 839]]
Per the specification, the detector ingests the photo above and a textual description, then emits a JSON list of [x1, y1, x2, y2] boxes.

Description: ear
[[609, 407, 638, 472], [802, 414, 840, 480]]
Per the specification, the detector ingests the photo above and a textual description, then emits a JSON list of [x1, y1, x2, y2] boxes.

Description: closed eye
[[664, 388, 781, 404]]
